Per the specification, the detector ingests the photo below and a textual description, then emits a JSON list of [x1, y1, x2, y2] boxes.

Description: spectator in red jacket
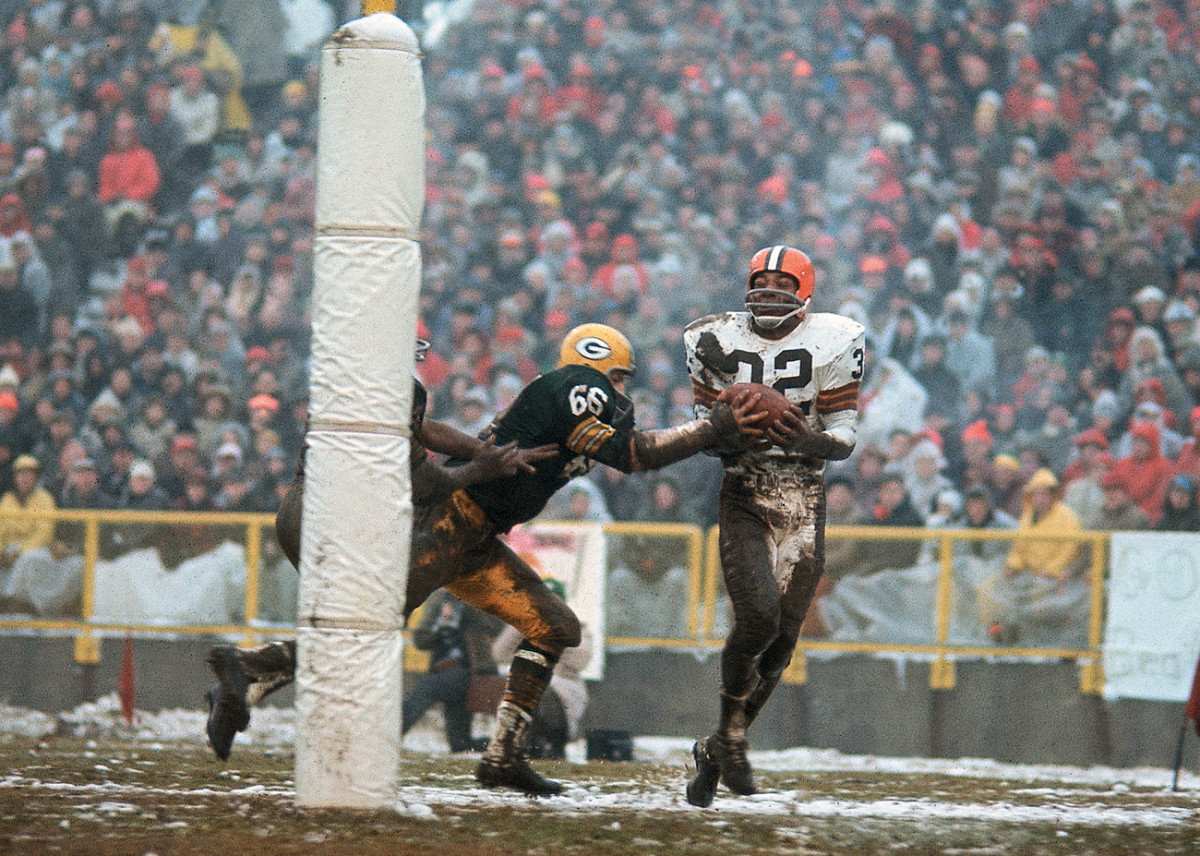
[[591, 233, 650, 299], [0, 192, 31, 242], [97, 112, 161, 256], [1107, 422, 1173, 526]]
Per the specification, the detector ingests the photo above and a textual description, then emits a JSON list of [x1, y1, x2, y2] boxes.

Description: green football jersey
[[463, 364, 635, 531]]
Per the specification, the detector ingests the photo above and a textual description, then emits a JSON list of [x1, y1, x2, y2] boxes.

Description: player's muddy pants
[[279, 474, 578, 651], [716, 467, 826, 727], [409, 489, 580, 653], [247, 484, 579, 740]]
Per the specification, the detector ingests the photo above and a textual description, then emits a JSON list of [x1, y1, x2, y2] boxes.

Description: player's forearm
[[626, 402, 738, 471], [804, 415, 857, 461], [421, 418, 487, 459], [801, 429, 855, 460], [627, 420, 718, 471]]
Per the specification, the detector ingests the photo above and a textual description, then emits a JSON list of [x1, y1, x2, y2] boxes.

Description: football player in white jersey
[[682, 244, 866, 806]]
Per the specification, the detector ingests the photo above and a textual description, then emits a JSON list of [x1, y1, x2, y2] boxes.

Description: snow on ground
[[3, 694, 1199, 825]]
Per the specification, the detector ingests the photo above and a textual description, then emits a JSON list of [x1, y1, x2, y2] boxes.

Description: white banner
[[502, 522, 607, 681], [1103, 531, 1200, 701]]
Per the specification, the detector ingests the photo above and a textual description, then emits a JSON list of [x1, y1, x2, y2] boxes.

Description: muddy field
[[2, 698, 1199, 855]]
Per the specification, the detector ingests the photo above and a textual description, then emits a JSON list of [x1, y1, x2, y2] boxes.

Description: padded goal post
[[295, 13, 424, 809]]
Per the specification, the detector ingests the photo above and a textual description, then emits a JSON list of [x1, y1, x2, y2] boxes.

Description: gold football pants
[[408, 490, 581, 656]]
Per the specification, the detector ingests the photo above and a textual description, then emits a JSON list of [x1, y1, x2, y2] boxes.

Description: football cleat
[[718, 733, 757, 796], [476, 758, 563, 796], [685, 736, 721, 807], [205, 646, 250, 760]]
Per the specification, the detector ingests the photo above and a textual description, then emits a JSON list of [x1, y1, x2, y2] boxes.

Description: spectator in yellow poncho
[[977, 468, 1089, 647], [0, 455, 56, 571], [148, 22, 251, 135]]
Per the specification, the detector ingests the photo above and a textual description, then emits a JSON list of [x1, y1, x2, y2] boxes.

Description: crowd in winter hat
[[3, 0, 1200, 536]]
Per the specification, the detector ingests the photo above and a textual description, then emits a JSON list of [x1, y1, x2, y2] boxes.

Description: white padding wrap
[[294, 626, 404, 808], [297, 12, 422, 810], [298, 429, 411, 626], [309, 237, 420, 427], [316, 15, 424, 235]]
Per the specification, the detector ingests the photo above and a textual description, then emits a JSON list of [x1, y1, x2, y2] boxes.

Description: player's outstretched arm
[[451, 437, 558, 485], [420, 418, 492, 459], [421, 418, 557, 474], [626, 396, 767, 471]]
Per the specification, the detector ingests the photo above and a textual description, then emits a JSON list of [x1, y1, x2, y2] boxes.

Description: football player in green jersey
[[206, 325, 764, 796], [205, 340, 555, 764]]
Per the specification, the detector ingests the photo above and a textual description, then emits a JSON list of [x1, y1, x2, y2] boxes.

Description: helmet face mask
[[746, 245, 814, 330]]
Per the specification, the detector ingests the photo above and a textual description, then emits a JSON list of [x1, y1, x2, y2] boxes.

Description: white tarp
[[1103, 531, 1200, 702], [92, 543, 246, 624]]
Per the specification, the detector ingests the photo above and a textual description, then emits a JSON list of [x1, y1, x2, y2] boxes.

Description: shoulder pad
[[806, 312, 866, 345], [685, 311, 745, 337], [550, 362, 612, 387]]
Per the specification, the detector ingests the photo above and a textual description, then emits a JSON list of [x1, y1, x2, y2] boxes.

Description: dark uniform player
[[204, 340, 552, 763], [207, 324, 761, 796], [683, 246, 865, 806]]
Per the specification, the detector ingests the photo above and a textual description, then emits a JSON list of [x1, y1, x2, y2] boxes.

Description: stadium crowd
[[2, 0, 1200, 635]]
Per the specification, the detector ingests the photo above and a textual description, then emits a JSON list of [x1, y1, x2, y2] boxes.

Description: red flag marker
[[118, 634, 136, 726], [1185, 652, 1200, 738], [1172, 649, 1200, 790]]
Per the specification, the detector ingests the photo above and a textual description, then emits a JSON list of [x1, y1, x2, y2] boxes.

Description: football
[[716, 382, 794, 428]]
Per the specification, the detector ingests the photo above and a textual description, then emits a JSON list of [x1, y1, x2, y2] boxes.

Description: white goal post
[[295, 12, 424, 808]]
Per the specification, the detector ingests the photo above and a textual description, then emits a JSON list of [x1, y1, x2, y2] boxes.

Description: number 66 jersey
[[684, 310, 866, 477]]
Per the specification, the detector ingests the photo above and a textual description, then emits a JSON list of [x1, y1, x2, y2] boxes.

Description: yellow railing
[[791, 525, 1109, 692], [0, 508, 281, 662], [0, 509, 1111, 692]]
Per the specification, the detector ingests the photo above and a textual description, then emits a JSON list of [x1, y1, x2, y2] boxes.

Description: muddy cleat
[[205, 646, 250, 760], [718, 734, 756, 796], [685, 736, 721, 807], [476, 758, 563, 796]]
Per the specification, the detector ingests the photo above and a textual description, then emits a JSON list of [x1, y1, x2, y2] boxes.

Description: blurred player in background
[[207, 324, 763, 796], [683, 245, 865, 806]]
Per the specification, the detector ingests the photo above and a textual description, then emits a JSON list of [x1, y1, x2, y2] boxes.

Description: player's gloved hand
[[766, 408, 848, 459]]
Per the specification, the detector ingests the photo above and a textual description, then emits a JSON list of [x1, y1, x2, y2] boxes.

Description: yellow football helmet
[[557, 323, 636, 379]]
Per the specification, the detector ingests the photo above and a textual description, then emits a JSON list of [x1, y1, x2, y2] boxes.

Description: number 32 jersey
[[684, 311, 866, 476], [463, 363, 636, 532]]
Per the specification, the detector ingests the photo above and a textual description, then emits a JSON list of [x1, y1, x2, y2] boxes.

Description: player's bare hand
[[470, 438, 528, 480], [513, 443, 558, 473], [765, 407, 811, 449], [766, 407, 840, 458], [709, 397, 769, 453], [727, 389, 770, 438]]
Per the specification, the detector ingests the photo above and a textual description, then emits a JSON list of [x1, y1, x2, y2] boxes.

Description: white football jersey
[[684, 311, 866, 474]]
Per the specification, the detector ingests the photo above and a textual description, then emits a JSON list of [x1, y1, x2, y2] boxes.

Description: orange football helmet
[[746, 245, 814, 329]]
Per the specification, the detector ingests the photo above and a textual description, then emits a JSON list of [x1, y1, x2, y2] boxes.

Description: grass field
[[2, 698, 1199, 855]]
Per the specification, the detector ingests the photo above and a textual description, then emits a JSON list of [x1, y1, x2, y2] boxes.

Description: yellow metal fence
[[0, 509, 1110, 691]]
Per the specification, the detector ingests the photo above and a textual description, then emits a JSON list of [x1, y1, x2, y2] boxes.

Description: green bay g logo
[[575, 336, 612, 361]]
